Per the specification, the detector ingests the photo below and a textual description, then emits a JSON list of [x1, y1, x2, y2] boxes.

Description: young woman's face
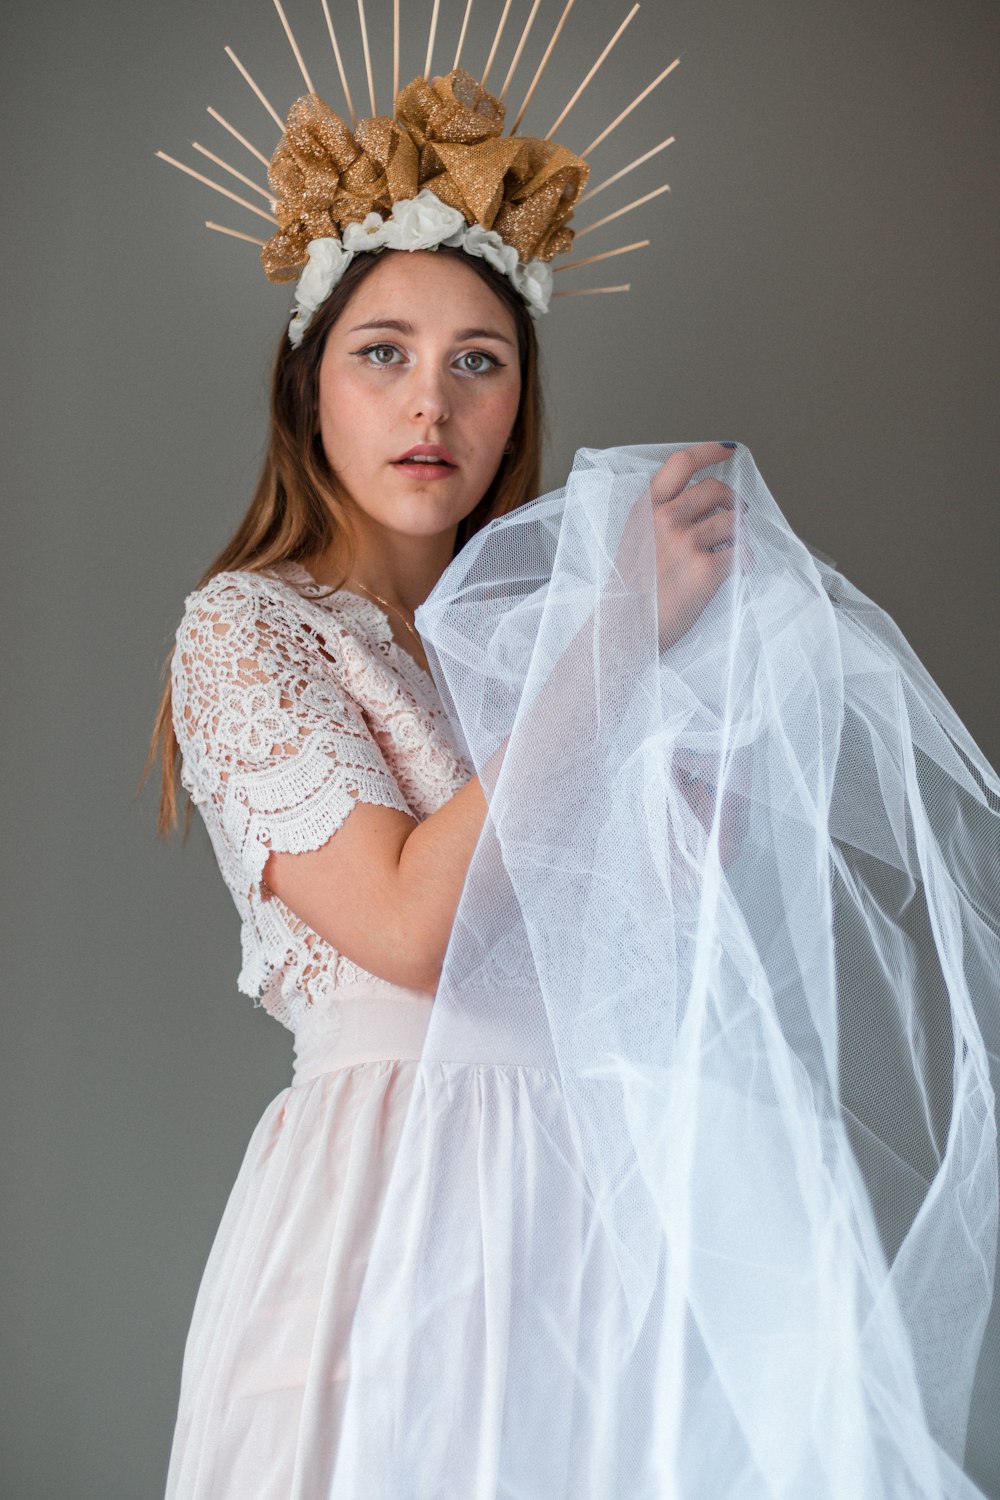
[[317, 250, 522, 546]]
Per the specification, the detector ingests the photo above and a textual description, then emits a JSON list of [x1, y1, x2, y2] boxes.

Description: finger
[[695, 509, 739, 553], [649, 443, 737, 505], [661, 477, 738, 526]]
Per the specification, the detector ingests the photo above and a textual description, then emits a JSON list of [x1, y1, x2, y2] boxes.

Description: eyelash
[[354, 342, 504, 375]]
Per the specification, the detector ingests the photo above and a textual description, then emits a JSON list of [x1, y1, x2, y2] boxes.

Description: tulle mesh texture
[[326, 443, 1000, 1499]]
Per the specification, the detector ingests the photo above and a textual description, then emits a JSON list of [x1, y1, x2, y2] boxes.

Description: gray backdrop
[[3, 0, 997, 1495]]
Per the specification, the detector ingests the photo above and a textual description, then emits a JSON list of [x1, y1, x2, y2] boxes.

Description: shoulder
[[171, 568, 342, 713], [170, 563, 401, 698], [176, 564, 383, 641], [170, 568, 372, 748], [176, 567, 292, 633], [174, 566, 336, 662]]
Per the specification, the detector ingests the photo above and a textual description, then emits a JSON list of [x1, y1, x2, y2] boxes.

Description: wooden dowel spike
[[394, 0, 400, 101], [357, 0, 377, 116], [425, 0, 442, 79], [224, 46, 285, 131], [481, 0, 514, 89], [510, 0, 575, 133], [574, 182, 670, 239], [554, 238, 648, 272], [500, 0, 543, 102], [206, 220, 267, 247], [207, 107, 272, 168], [545, 4, 639, 141], [272, 0, 315, 93], [454, 0, 475, 69], [582, 56, 680, 157], [156, 151, 279, 225], [192, 142, 273, 201], [552, 283, 631, 297], [576, 136, 674, 206], [320, 0, 356, 123]]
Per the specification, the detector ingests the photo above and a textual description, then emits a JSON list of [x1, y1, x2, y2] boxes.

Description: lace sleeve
[[170, 572, 414, 888]]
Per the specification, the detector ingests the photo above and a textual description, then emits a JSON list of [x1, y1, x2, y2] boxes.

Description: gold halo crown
[[158, 0, 679, 333]]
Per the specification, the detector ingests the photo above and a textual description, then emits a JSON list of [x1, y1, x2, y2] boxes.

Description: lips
[[393, 443, 458, 469]]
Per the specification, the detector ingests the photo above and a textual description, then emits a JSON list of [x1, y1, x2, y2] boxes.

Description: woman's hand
[[674, 750, 749, 872], [650, 442, 747, 651]]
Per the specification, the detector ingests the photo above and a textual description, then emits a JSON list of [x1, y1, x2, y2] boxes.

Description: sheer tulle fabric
[[328, 444, 1000, 1498]]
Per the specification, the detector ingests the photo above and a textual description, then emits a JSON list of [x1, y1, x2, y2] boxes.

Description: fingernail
[[721, 442, 737, 449]]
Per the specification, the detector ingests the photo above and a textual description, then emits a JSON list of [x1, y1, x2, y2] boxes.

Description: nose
[[408, 363, 450, 426]]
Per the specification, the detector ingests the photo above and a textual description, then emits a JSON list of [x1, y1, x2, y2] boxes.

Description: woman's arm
[[265, 442, 740, 996], [262, 763, 493, 997]]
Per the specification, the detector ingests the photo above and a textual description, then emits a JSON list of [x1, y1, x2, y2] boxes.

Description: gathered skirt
[[162, 983, 612, 1499]]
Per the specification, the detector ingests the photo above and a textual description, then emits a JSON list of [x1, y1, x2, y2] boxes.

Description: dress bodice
[[170, 559, 474, 1033]]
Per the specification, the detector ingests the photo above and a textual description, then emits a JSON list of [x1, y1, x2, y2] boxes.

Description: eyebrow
[[348, 318, 515, 347]]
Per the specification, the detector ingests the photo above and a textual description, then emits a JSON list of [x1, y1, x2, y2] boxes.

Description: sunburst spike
[[224, 46, 285, 131], [425, 0, 442, 79], [357, 0, 377, 116], [576, 137, 675, 206], [554, 239, 649, 272], [499, 0, 544, 102], [509, 0, 575, 133], [320, 0, 357, 124], [206, 221, 268, 247], [544, 4, 640, 141], [481, 0, 515, 90], [156, 151, 279, 225], [582, 57, 681, 157], [552, 283, 631, 297], [192, 142, 274, 202], [207, 108, 271, 169], [272, 0, 315, 93], [574, 183, 670, 239], [454, 0, 476, 69]]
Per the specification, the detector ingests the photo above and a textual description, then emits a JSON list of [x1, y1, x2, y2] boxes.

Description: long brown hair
[[139, 245, 544, 838]]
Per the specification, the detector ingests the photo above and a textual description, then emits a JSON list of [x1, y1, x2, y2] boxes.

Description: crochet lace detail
[[170, 562, 474, 1032]]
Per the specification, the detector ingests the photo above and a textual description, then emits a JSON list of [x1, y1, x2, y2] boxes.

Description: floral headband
[[158, 1, 680, 345], [288, 188, 553, 344]]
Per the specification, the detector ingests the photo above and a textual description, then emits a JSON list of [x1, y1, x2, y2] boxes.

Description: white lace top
[[170, 560, 474, 1033]]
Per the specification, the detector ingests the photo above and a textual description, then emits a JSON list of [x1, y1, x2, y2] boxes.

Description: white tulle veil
[[328, 442, 999, 1498]]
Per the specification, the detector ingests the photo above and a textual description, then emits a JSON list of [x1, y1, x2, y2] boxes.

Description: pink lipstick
[[392, 444, 458, 479]]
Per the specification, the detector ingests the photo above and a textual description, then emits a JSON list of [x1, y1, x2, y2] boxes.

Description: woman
[[151, 225, 748, 1494], [149, 52, 1000, 1500]]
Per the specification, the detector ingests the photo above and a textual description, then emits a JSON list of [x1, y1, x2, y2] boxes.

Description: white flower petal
[[342, 214, 390, 252], [511, 258, 553, 317], [389, 190, 468, 248], [295, 237, 352, 312], [288, 238, 356, 345], [461, 225, 520, 279]]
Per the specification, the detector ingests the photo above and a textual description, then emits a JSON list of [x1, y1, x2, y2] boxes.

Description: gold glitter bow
[[261, 68, 589, 283]]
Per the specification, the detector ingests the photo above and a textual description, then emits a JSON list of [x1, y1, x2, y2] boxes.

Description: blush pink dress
[[162, 559, 477, 1497]]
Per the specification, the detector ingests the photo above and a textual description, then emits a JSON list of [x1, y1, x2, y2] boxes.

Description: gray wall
[[3, 1, 997, 1495]]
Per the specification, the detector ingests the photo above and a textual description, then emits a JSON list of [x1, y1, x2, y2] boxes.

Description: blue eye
[[456, 350, 500, 375], [354, 344, 501, 374], [359, 343, 403, 366]]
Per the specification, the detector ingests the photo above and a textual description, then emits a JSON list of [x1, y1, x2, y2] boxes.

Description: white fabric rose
[[387, 189, 467, 247], [288, 237, 355, 346], [342, 213, 392, 253], [511, 258, 554, 318], [460, 224, 520, 280]]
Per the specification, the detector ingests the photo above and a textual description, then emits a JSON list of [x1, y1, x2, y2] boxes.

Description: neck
[[308, 519, 458, 614]]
